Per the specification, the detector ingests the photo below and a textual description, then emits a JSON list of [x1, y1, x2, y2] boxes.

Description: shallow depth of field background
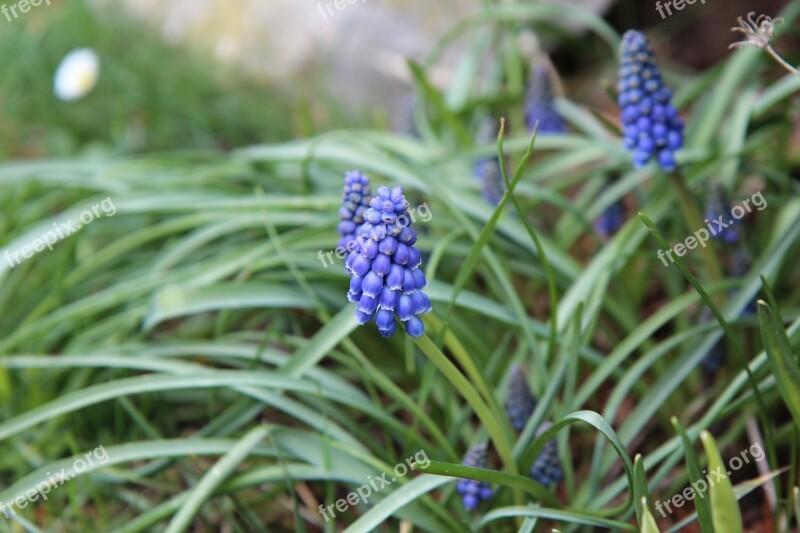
[[1, 0, 800, 532]]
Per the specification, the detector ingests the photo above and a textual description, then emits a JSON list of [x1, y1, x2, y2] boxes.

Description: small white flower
[[53, 48, 100, 101]]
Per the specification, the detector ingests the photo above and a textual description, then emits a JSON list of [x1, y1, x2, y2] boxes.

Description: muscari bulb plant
[[455, 443, 493, 510], [524, 60, 567, 134], [505, 365, 538, 431], [344, 181, 432, 338], [618, 30, 684, 172], [594, 195, 626, 239], [473, 118, 506, 205], [530, 421, 564, 487], [704, 181, 740, 244]]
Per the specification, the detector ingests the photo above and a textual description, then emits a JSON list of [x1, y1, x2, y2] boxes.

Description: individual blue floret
[[618, 30, 684, 172], [337, 170, 372, 250], [345, 184, 432, 338], [524, 60, 567, 134], [505, 365, 537, 431], [455, 443, 493, 510], [530, 421, 563, 486]]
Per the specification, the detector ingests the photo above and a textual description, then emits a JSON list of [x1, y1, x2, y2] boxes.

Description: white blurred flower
[[53, 48, 100, 101]]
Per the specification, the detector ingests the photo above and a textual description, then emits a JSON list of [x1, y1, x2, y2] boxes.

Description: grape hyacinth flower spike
[[704, 182, 740, 244], [524, 59, 567, 134], [345, 184, 432, 338], [473, 118, 505, 206], [455, 443, 493, 510], [505, 365, 537, 431], [618, 30, 684, 172], [337, 170, 372, 250], [531, 421, 563, 486]]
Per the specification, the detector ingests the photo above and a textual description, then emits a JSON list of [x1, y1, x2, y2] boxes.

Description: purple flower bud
[[412, 269, 427, 289], [379, 236, 398, 255], [361, 238, 379, 259], [378, 286, 399, 310], [408, 247, 421, 268], [365, 209, 382, 225], [394, 243, 410, 265], [370, 225, 387, 242], [378, 320, 396, 338], [375, 309, 395, 330], [349, 254, 371, 278], [398, 227, 416, 245], [349, 276, 363, 295], [410, 290, 430, 314], [402, 269, 416, 292], [362, 271, 383, 297], [386, 264, 404, 289], [396, 294, 413, 321], [371, 254, 391, 276], [358, 294, 378, 315], [404, 315, 424, 337], [355, 309, 374, 324]]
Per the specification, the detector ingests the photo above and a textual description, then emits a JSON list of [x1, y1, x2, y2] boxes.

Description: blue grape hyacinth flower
[[473, 118, 506, 205], [337, 170, 372, 250], [530, 421, 563, 486], [594, 198, 626, 239], [455, 443, 493, 510], [618, 30, 684, 172], [704, 182, 740, 244], [345, 184, 432, 338], [524, 61, 567, 134], [505, 365, 537, 431]]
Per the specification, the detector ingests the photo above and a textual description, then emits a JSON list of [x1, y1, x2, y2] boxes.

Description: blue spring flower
[[530, 421, 563, 486], [345, 184, 432, 338], [337, 170, 372, 250], [594, 198, 626, 239], [505, 365, 537, 431], [704, 182, 740, 244], [455, 443, 493, 510], [618, 30, 684, 172], [473, 118, 505, 206], [473, 156, 505, 206], [524, 61, 567, 134]]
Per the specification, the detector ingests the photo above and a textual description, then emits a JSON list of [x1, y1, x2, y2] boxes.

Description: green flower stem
[[413, 333, 517, 476], [427, 314, 517, 445]]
